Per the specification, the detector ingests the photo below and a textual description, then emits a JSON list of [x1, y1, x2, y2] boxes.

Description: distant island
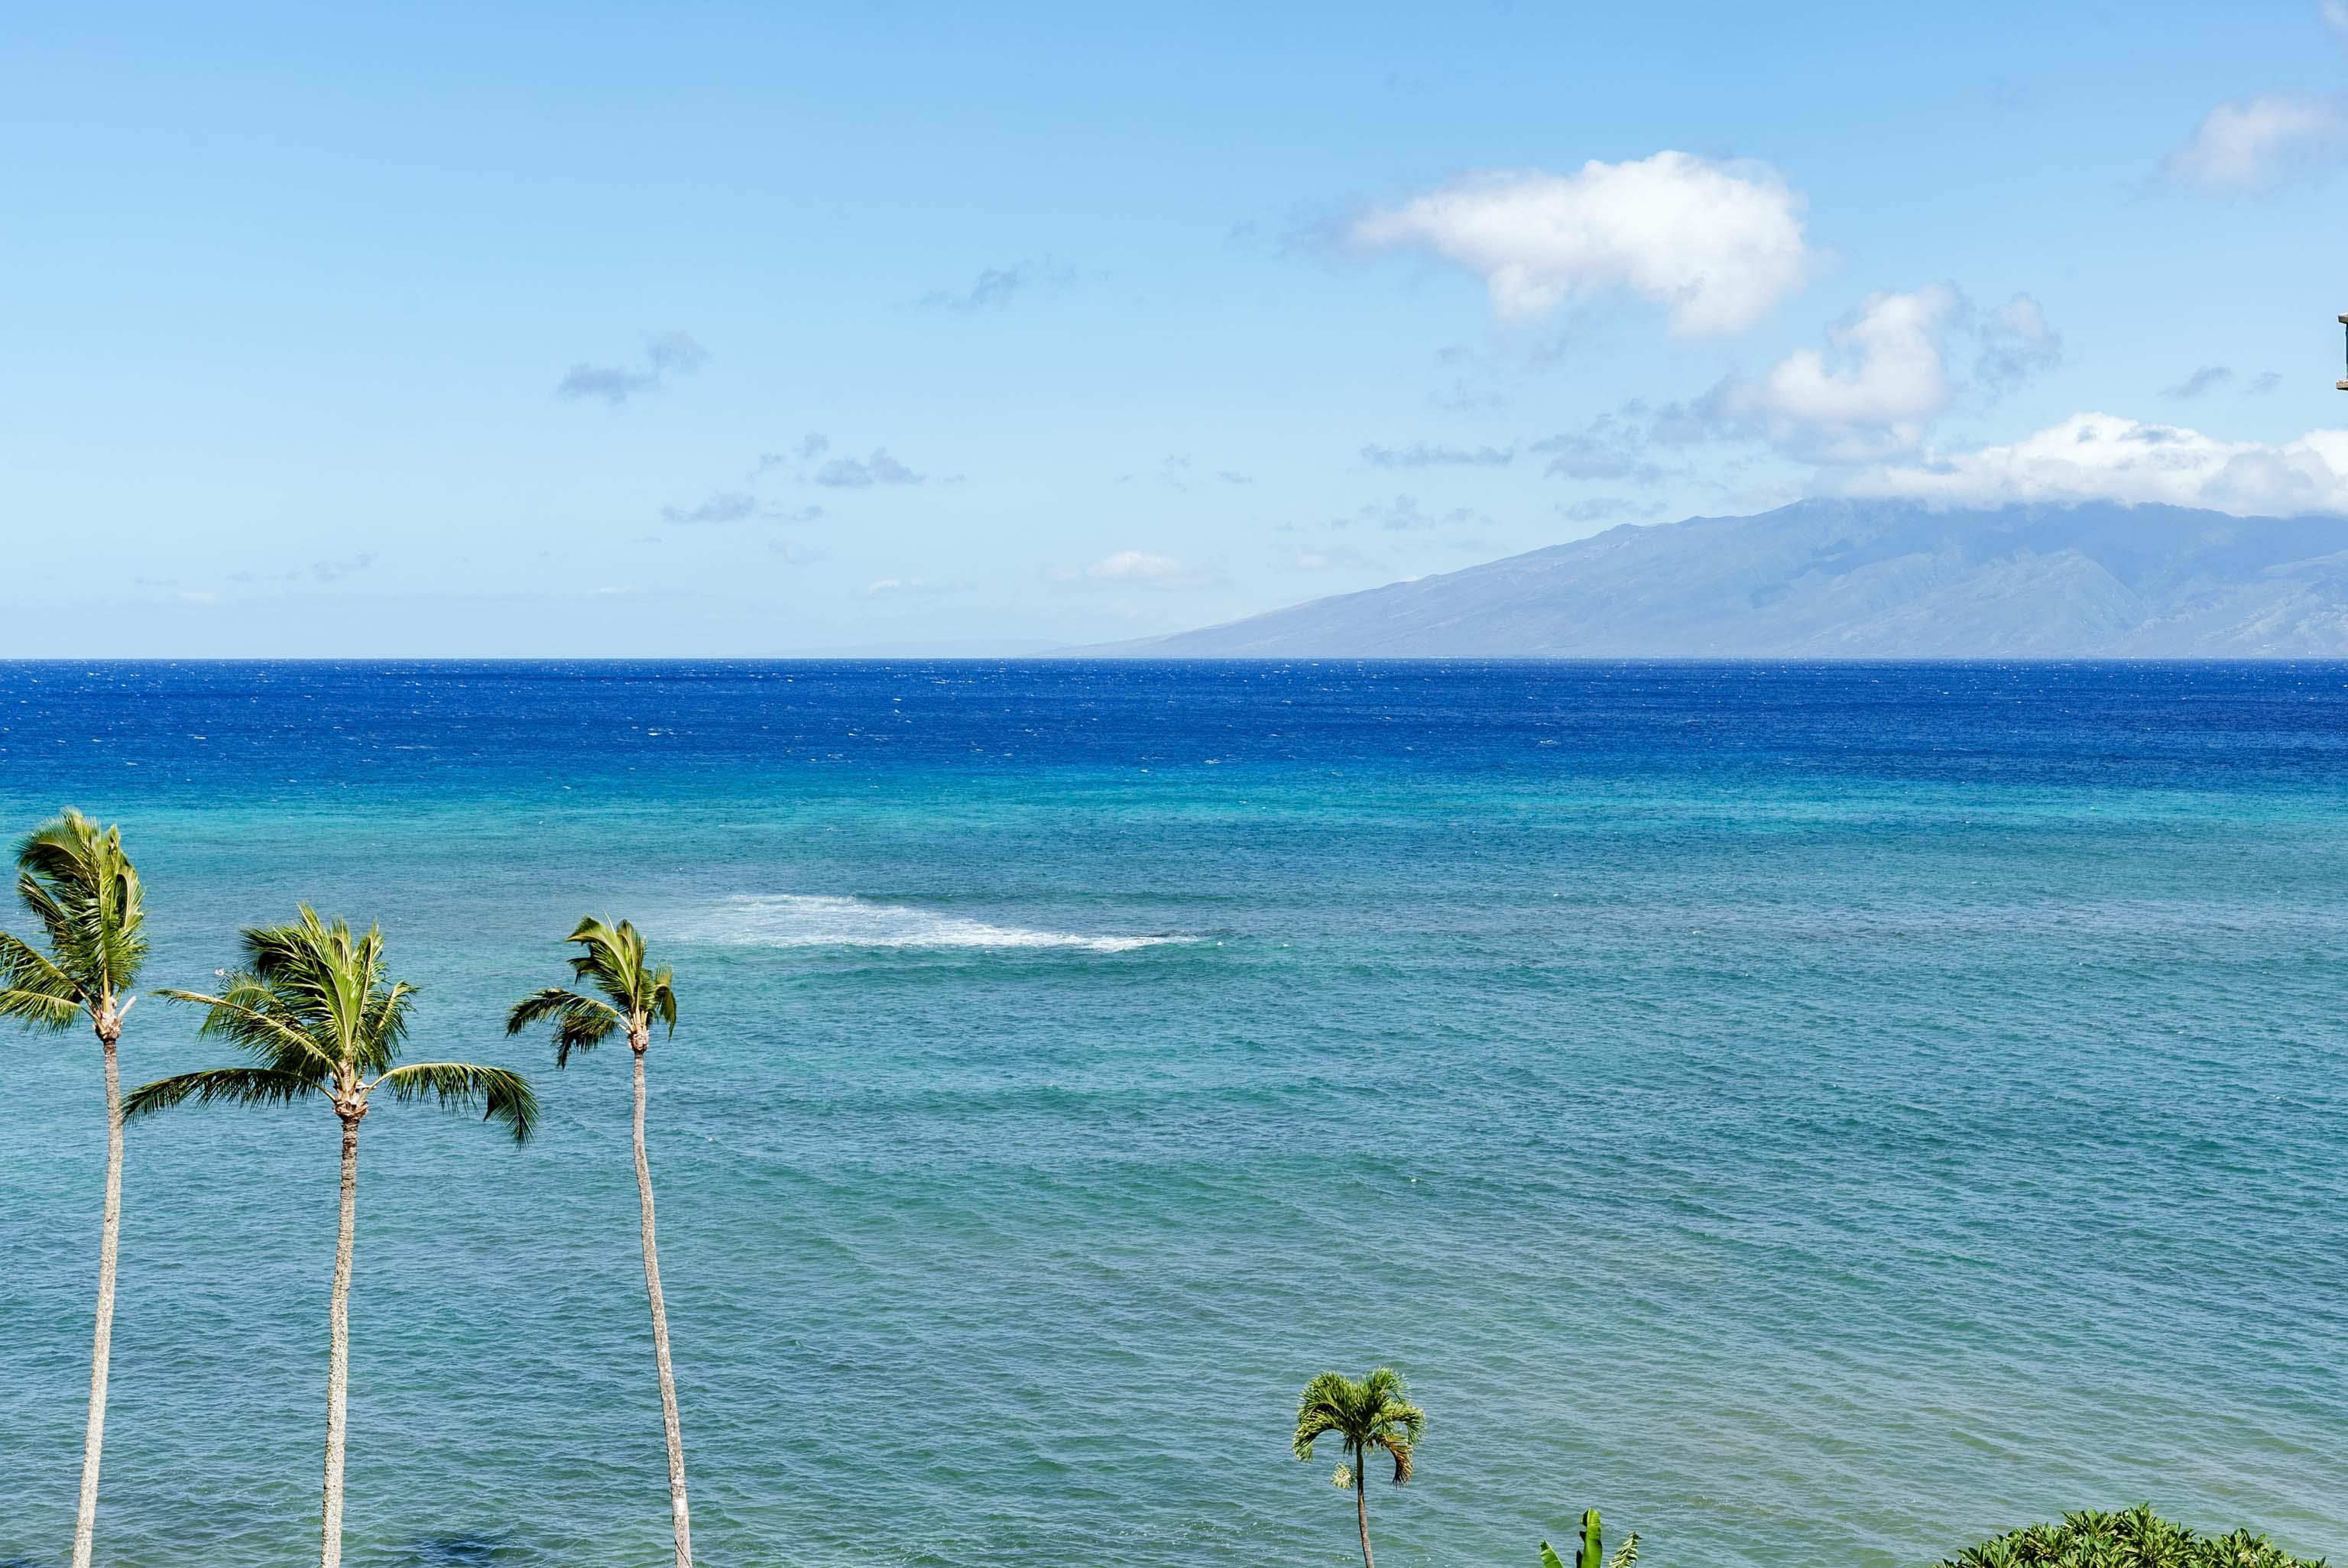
[[1083, 501, 2348, 657]]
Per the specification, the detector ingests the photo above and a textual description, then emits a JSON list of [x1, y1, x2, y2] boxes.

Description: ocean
[[0, 660, 2342, 1568]]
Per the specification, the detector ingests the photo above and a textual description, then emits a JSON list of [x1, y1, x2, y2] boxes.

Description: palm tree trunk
[[320, 1113, 360, 1568], [70, 1032, 123, 1568], [634, 1045, 692, 1568], [1355, 1453, 1373, 1568]]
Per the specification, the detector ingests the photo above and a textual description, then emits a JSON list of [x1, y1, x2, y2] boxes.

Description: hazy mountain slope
[[1088, 500, 2348, 656]]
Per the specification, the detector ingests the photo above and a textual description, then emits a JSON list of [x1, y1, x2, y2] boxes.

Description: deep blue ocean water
[[0, 660, 2343, 1568]]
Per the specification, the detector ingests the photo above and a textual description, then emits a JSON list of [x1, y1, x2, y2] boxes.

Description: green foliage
[[1292, 1367, 1425, 1486], [1543, 1508, 1637, 1568], [508, 915, 676, 1066], [0, 808, 145, 1032], [1944, 1507, 2324, 1568], [128, 904, 537, 1144]]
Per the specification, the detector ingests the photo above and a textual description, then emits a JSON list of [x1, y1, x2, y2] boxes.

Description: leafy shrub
[[1944, 1505, 2324, 1568]]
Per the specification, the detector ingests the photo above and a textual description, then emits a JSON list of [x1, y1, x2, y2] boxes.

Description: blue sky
[[8, 0, 2348, 654]]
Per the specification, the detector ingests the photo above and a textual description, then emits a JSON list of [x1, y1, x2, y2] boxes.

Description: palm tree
[[507, 915, 691, 1567], [0, 810, 147, 1568], [123, 905, 536, 1568], [1292, 1366, 1425, 1568]]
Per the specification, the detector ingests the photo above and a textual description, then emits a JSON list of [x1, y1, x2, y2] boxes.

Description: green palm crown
[[0, 808, 147, 1035], [125, 904, 536, 1142], [1293, 1366, 1425, 1486], [506, 915, 676, 1061]]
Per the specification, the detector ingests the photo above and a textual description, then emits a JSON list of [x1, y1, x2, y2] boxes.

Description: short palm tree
[[0, 810, 146, 1568], [1293, 1367, 1425, 1568], [124, 906, 536, 1568], [508, 915, 692, 1568]]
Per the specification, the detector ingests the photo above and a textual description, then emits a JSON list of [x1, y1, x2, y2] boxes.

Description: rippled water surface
[[0, 660, 2343, 1568]]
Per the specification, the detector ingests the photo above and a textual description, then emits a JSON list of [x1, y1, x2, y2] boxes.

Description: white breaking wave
[[679, 895, 1186, 954]]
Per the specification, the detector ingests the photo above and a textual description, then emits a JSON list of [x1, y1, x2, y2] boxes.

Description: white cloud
[[2165, 92, 2348, 191], [1089, 549, 1185, 581], [1714, 285, 1959, 462], [1705, 286, 2057, 464], [1349, 151, 1814, 336], [1835, 413, 2348, 515], [2327, 0, 2348, 45]]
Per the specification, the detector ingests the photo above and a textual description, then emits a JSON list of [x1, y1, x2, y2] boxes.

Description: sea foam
[[680, 894, 1185, 953]]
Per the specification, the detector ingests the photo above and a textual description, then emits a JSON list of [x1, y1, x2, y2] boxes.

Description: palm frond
[[375, 1061, 539, 1146], [561, 915, 679, 1033], [1608, 1533, 1639, 1568], [0, 986, 83, 1031], [122, 1067, 318, 1123], [157, 986, 340, 1077], [0, 928, 81, 997], [505, 986, 623, 1066], [0, 928, 84, 1032], [236, 906, 409, 1072], [1292, 1367, 1422, 1479], [1292, 1371, 1356, 1461], [8, 810, 146, 1003], [647, 964, 678, 1038]]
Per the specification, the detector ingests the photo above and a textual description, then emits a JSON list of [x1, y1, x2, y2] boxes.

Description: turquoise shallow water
[[0, 660, 2343, 1568]]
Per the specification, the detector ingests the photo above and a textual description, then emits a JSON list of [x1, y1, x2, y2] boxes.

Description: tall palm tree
[[508, 915, 691, 1567], [123, 905, 536, 1568], [1292, 1366, 1425, 1568], [0, 810, 147, 1568]]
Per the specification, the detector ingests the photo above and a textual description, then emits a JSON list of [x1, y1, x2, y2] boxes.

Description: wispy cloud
[[1330, 495, 1488, 532], [816, 449, 926, 488], [556, 330, 710, 406], [1117, 455, 1254, 492], [1120, 455, 1195, 491], [2162, 365, 2236, 399], [2165, 90, 2348, 191], [1051, 549, 1220, 590], [310, 553, 375, 584], [1556, 497, 1668, 523], [922, 258, 1075, 312], [660, 491, 758, 525], [660, 491, 826, 525], [2162, 6, 2348, 190], [1529, 410, 1677, 486], [864, 575, 972, 598], [1361, 441, 1515, 468]]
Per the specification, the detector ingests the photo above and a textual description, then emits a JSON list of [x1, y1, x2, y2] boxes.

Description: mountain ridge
[[1081, 500, 2348, 657]]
